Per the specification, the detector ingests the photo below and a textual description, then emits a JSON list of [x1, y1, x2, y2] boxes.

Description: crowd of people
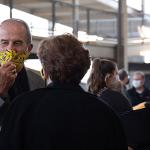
[[0, 18, 149, 150]]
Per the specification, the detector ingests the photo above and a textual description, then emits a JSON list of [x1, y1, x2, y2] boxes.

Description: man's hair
[[0, 18, 32, 44], [118, 69, 128, 81], [133, 71, 145, 79], [37, 34, 90, 84]]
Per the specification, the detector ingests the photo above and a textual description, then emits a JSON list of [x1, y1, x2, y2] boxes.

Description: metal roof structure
[[0, 0, 145, 39]]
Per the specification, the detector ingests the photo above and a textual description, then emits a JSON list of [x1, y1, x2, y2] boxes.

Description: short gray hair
[[133, 71, 145, 79], [0, 18, 32, 44]]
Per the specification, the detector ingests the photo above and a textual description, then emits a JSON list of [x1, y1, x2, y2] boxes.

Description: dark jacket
[[120, 108, 150, 150], [145, 101, 150, 108], [99, 89, 132, 114], [8, 67, 45, 100], [0, 83, 128, 150], [127, 87, 150, 106], [0, 67, 45, 125]]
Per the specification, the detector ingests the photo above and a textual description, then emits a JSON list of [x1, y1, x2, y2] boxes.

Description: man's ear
[[27, 44, 33, 52]]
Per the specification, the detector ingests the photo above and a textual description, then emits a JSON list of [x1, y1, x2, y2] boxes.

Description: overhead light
[[88, 35, 103, 42], [78, 31, 103, 42], [97, 36, 104, 41], [78, 31, 88, 42], [138, 25, 150, 38], [140, 51, 150, 63]]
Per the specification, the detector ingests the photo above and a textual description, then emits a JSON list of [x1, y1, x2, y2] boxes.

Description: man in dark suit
[[120, 108, 150, 150], [0, 34, 128, 150], [0, 18, 44, 125]]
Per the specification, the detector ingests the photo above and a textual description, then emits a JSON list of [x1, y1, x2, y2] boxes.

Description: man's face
[[0, 22, 32, 72], [132, 74, 144, 88], [0, 22, 30, 53]]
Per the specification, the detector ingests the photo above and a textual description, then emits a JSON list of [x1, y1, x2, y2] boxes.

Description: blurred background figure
[[120, 72, 150, 150], [127, 71, 150, 107], [88, 58, 132, 114], [118, 69, 131, 104], [118, 69, 130, 91]]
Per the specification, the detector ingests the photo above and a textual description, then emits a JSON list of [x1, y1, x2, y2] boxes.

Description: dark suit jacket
[[0, 67, 45, 125], [120, 108, 150, 149], [0, 83, 128, 150], [8, 67, 45, 100]]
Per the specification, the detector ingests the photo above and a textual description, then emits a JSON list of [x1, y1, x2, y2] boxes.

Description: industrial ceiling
[[0, 0, 143, 38]]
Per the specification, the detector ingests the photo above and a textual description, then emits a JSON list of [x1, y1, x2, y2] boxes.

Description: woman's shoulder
[[101, 89, 122, 97]]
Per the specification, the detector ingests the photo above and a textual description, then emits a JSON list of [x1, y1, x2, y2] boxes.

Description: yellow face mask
[[0, 49, 29, 72]]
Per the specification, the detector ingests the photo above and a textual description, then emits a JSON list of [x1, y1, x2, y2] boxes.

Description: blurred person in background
[[121, 72, 150, 150], [118, 69, 131, 104], [88, 58, 132, 114], [118, 69, 130, 93], [0, 34, 128, 150], [127, 71, 150, 107]]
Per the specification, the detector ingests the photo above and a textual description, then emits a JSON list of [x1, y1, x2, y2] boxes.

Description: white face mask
[[132, 80, 142, 88]]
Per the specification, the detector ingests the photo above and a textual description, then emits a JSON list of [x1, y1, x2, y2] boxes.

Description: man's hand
[[0, 62, 17, 97]]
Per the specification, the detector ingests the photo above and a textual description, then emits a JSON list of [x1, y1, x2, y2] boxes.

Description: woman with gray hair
[[0, 34, 127, 150]]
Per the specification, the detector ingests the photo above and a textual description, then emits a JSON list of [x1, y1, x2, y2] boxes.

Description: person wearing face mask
[[0, 18, 44, 126], [126, 71, 150, 107], [88, 58, 132, 114]]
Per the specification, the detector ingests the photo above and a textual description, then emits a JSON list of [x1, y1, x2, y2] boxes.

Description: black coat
[[0, 67, 29, 125], [145, 101, 150, 108], [99, 89, 132, 114], [120, 108, 150, 150], [0, 83, 128, 150], [0, 67, 45, 125]]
